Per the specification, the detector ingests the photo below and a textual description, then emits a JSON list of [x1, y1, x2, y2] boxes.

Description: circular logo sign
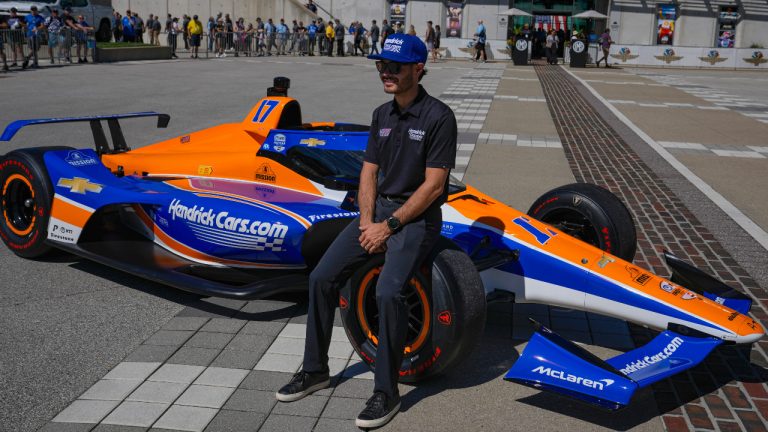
[[572, 40, 585, 53], [515, 39, 528, 51]]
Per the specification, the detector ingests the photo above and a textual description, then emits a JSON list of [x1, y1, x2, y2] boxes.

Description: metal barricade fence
[[0, 28, 95, 68]]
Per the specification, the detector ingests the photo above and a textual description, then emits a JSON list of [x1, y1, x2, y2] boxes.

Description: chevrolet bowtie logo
[[300, 138, 326, 147], [57, 177, 103, 194]]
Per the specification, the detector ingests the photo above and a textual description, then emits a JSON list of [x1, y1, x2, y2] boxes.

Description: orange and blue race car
[[0, 78, 763, 410]]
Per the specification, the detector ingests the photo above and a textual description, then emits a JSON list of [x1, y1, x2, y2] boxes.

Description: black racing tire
[[0, 148, 70, 258], [527, 183, 637, 262], [340, 237, 486, 383], [96, 19, 112, 43]]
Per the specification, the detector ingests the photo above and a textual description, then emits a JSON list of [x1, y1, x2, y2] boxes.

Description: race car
[[1, 78, 763, 410]]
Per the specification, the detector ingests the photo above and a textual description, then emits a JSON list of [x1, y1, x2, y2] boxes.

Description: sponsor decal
[[379, 128, 391, 137], [681, 291, 697, 300], [408, 128, 425, 142], [180, 135, 191, 143], [654, 48, 683, 64], [660, 280, 676, 293], [714, 296, 726, 305], [400, 346, 442, 377], [255, 163, 277, 183], [573, 196, 582, 206], [57, 177, 103, 194], [515, 39, 528, 51], [744, 51, 767, 66], [273, 144, 285, 152], [597, 255, 615, 268], [531, 366, 614, 390], [65, 150, 99, 167], [728, 311, 739, 321], [620, 337, 684, 375], [300, 137, 326, 147], [572, 40, 585, 54], [166, 198, 288, 251], [625, 266, 651, 286], [274, 134, 287, 146], [438, 311, 452, 326], [308, 212, 359, 222], [262, 144, 270, 151], [197, 165, 213, 176], [611, 47, 639, 62], [47, 218, 80, 244], [383, 36, 404, 54], [339, 295, 349, 309], [699, 50, 728, 65]]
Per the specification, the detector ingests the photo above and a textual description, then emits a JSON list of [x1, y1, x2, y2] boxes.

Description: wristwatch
[[386, 216, 402, 232]]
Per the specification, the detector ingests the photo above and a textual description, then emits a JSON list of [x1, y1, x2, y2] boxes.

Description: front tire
[[527, 183, 637, 261], [0, 148, 66, 258], [340, 238, 486, 382]]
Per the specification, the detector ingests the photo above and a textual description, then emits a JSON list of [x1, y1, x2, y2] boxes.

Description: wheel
[[0, 148, 67, 258], [527, 183, 637, 262], [340, 238, 486, 382], [96, 19, 112, 43]]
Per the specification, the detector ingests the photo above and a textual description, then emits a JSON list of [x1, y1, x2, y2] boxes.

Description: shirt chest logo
[[379, 128, 391, 137], [408, 128, 425, 141]]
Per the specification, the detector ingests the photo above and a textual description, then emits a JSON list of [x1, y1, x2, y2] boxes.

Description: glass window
[[716, 6, 739, 48]]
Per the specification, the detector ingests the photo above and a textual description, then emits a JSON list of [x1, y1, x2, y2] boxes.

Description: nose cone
[[737, 318, 765, 344]]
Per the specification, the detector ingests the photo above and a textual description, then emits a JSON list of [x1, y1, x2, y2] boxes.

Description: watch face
[[387, 217, 400, 230]]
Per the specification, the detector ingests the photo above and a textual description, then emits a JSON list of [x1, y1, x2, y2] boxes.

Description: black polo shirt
[[364, 85, 457, 209]]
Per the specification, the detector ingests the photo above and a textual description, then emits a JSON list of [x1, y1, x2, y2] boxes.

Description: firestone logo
[[531, 366, 614, 390]]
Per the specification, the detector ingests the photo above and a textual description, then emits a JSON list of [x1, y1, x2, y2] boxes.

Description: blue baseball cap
[[368, 34, 428, 64]]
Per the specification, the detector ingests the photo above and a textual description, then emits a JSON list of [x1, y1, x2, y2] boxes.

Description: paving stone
[[148, 364, 206, 384], [240, 370, 295, 391], [127, 381, 189, 404], [153, 405, 218, 432], [328, 340, 354, 359], [332, 378, 373, 399], [240, 321, 286, 336], [258, 414, 317, 432], [144, 330, 195, 347], [210, 349, 262, 370], [103, 362, 162, 381], [80, 379, 143, 401], [92, 424, 149, 432], [175, 384, 236, 409], [167, 347, 221, 367], [185, 332, 235, 350], [194, 367, 250, 388], [225, 333, 275, 352], [203, 410, 266, 432], [162, 317, 210, 331], [39, 422, 95, 432], [341, 361, 374, 380], [222, 389, 276, 413], [320, 396, 367, 420], [52, 400, 120, 424], [199, 318, 248, 334], [328, 358, 350, 377], [313, 418, 359, 432], [272, 395, 328, 417], [277, 322, 307, 339], [101, 401, 170, 427], [123, 345, 179, 363], [267, 337, 305, 356], [254, 353, 303, 373]]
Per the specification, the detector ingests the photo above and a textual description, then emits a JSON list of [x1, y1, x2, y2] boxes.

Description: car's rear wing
[[504, 320, 722, 410], [1, 112, 170, 155]]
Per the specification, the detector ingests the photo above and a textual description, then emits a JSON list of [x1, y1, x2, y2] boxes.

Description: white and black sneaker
[[355, 391, 401, 429], [275, 370, 330, 402]]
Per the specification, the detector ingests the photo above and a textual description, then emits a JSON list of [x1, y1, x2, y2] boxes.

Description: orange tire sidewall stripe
[[2, 174, 36, 236]]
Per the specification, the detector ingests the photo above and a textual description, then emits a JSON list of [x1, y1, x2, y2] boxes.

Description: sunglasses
[[375, 61, 410, 74]]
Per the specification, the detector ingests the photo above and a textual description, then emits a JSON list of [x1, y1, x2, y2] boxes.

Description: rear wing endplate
[[1, 112, 170, 155]]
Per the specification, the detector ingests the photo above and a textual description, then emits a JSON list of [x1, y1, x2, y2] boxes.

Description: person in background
[[182, 14, 190, 50], [214, 17, 226, 57], [134, 13, 144, 43], [121, 10, 134, 42], [474, 19, 487, 63], [368, 20, 380, 55], [22, 5, 45, 69], [169, 16, 180, 59], [207, 17, 215, 51], [325, 20, 335, 56], [596, 28, 612, 67], [305, 0, 317, 14], [224, 14, 234, 51], [307, 20, 318, 56], [276, 18, 288, 55], [44, 9, 63, 64], [434, 24, 442, 61], [316, 17, 325, 55], [265, 18, 277, 55], [0, 15, 9, 71], [188, 14, 203, 59], [75, 15, 93, 63], [334, 19, 344, 56], [407, 24, 416, 36], [146, 14, 155, 45], [61, 7, 78, 63], [425, 21, 435, 62], [112, 10, 122, 42]]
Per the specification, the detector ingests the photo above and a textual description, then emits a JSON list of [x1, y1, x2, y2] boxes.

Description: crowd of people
[[508, 24, 611, 66]]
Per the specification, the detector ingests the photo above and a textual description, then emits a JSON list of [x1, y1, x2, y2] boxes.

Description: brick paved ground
[[533, 61, 768, 431]]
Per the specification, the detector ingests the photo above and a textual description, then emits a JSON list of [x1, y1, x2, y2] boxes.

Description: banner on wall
[[656, 4, 676, 45], [534, 15, 568, 32], [390, 0, 407, 25], [446, 2, 465, 38]]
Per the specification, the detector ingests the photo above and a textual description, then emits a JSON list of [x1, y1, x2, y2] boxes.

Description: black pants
[[336, 38, 344, 56], [326, 39, 333, 56], [303, 197, 441, 398], [475, 42, 486, 61], [546, 46, 557, 64]]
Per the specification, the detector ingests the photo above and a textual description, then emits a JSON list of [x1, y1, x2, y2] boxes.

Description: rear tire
[[0, 148, 69, 258], [340, 238, 486, 382], [527, 183, 637, 261]]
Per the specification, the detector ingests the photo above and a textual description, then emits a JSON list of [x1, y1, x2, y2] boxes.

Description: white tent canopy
[[572, 10, 610, 19], [497, 8, 533, 17]]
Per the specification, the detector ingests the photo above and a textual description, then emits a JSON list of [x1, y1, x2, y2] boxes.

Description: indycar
[[1, 78, 763, 410]]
